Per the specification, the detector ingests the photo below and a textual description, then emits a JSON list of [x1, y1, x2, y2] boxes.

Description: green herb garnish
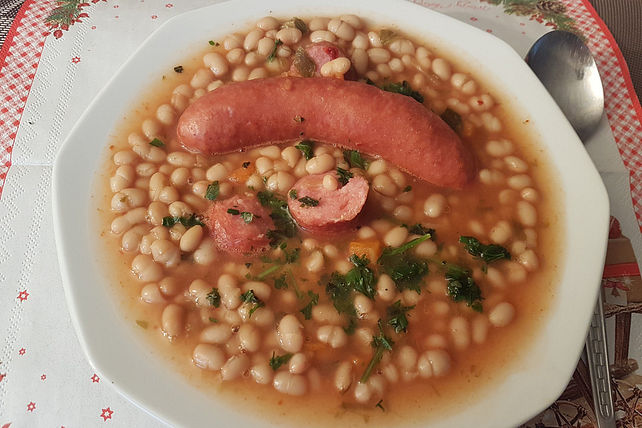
[[300, 290, 319, 320], [298, 196, 319, 207], [336, 167, 353, 186], [241, 290, 264, 317], [289, 189, 298, 200], [208, 317, 218, 323], [242, 161, 251, 168], [295, 140, 314, 160], [269, 352, 293, 371], [376, 400, 386, 411], [162, 214, 204, 228], [440, 108, 462, 132], [343, 150, 368, 169], [403, 185, 412, 192], [378, 235, 431, 292], [173, 65, 183, 73], [445, 263, 483, 312], [206, 288, 221, 307], [345, 254, 376, 300], [205, 181, 219, 201], [274, 273, 289, 289], [267, 39, 283, 63], [136, 320, 148, 329], [149, 138, 165, 147], [360, 320, 394, 383], [404, 223, 435, 237], [386, 300, 415, 333], [258, 191, 298, 247], [459, 236, 511, 263], [227, 208, 240, 215], [208, 40, 219, 46], [381, 81, 424, 103]]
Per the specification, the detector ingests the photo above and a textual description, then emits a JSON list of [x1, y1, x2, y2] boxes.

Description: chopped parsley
[[376, 400, 386, 411], [162, 214, 204, 228], [403, 223, 435, 237], [206, 288, 221, 307], [241, 290, 264, 317], [386, 300, 414, 333], [205, 181, 219, 201], [274, 273, 289, 289], [173, 65, 183, 73], [257, 191, 298, 247], [269, 352, 293, 371], [227, 208, 240, 215], [360, 320, 394, 383], [208, 317, 219, 323], [345, 254, 376, 300], [289, 189, 298, 200], [267, 39, 283, 62], [336, 167, 353, 186], [445, 263, 483, 312], [299, 290, 319, 320], [403, 185, 412, 192], [381, 80, 424, 103], [440, 108, 462, 132], [343, 150, 368, 169], [136, 320, 148, 329], [459, 236, 511, 263], [378, 235, 431, 292], [298, 196, 319, 207], [149, 138, 165, 147], [242, 161, 251, 168], [208, 40, 219, 46], [295, 140, 314, 160]]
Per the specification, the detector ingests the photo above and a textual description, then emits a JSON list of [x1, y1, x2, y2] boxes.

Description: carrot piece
[[349, 239, 382, 262], [228, 163, 256, 183]]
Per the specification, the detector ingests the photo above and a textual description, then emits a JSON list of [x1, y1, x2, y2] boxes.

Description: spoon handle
[[585, 292, 616, 428]]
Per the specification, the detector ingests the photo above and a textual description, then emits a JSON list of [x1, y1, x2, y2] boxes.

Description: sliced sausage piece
[[177, 77, 474, 189], [205, 197, 274, 254], [288, 173, 369, 232], [289, 42, 357, 80]]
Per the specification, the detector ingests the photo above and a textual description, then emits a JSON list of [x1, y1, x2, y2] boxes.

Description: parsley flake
[[206, 288, 221, 307], [298, 196, 319, 207], [267, 39, 283, 62], [336, 167, 353, 185], [361, 320, 394, 383], [205, 181, 220, 201], [269, 352, 293, 371], [241, 290, 264, 317], [459, 236, 511, 263], [300, 290, 319, 320], [173, 65, 183, 73], [387, 300, 415, 333], [162, 214, 204, 228], [149, 138, 165, 147], [445, 263, 483, 312], [295, 140, 314, 160]]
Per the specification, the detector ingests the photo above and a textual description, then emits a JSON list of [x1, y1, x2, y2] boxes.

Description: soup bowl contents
[[97, 11, 564, 425]]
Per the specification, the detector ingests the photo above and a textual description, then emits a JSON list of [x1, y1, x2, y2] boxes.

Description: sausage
[[177, 76, 475, 189], [288, 172, 369, 232], [204, 197, 274, 254], [289, 42, 357, 80]]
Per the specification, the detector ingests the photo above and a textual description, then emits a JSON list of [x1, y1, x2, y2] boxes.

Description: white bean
[[317, 325, 348, 348], [418, 349, 451, 377], [250, 363, 273, 385], [221, 354, 250, 381], [273, 372, 307, 396], [192, 344, 226, 371], [131, 254, 162, 282], [489, 302, 515, 327], [334, 361, 353, 392], [424, 194, 447, 218], [278, 314, 303, 353], [161, 304, 184, 338]]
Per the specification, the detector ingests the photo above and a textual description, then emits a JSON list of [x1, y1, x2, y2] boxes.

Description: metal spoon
[[525, 31, 614, 428]]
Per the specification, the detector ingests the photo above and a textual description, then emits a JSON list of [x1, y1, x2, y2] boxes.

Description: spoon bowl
[[525, 31, 604, 141]]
